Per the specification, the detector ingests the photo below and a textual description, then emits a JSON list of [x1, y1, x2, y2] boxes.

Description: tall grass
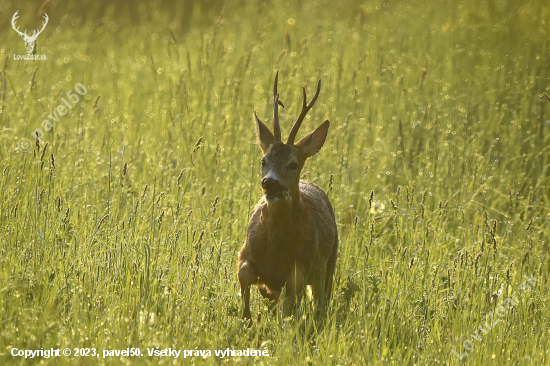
[[0, 0, 549, 364]]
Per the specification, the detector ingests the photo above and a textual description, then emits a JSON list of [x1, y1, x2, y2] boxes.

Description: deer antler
[[30, 13, 49, 39], [11, 11, 28, 38], [254, 73, 285, 142], [273, 71, 284, 142], [11, 11, 48, 40], [287, 80, 321, 145], [32, 13, 49, 38]]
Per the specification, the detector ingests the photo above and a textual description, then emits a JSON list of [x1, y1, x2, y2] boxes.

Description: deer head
[[12, 11, 49, 54], [254, 72, 329, 205]]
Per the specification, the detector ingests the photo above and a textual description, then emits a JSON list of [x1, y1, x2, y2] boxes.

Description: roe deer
[[238, 72, 338, 320]]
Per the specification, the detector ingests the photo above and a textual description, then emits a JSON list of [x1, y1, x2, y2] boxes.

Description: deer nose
[[262, 177, 279, 191]]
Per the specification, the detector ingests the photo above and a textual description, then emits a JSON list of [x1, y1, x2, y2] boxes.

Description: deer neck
[[262, 189, 301, 237]]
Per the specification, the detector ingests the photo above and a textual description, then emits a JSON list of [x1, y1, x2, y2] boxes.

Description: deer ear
[[254, 112, 275, 153], [295, 120, 330, 158]]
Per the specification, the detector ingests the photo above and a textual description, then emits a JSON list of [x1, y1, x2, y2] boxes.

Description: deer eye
[[287, 162, 298, 170]]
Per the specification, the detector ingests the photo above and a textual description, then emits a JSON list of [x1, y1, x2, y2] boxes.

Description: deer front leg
[[310, 266, 329, 311], [283, 264, 305, 317], [310, 278, 326, 312], [238, 260, 257, 320]]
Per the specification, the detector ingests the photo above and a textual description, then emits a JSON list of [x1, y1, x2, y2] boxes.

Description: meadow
[[0, 0, 549, 364]]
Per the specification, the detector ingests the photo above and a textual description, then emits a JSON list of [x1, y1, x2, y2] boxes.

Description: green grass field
[[1, 0, 549, 364]]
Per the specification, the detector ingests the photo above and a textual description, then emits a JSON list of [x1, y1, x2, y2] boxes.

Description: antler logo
[[12, 11, 49, 54]]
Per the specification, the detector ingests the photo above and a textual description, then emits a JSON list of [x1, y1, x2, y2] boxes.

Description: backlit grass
[[0, 0, 549, 364]]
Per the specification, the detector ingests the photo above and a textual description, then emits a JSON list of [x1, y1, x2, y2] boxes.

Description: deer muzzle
[[261, 177, 284, 203]]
